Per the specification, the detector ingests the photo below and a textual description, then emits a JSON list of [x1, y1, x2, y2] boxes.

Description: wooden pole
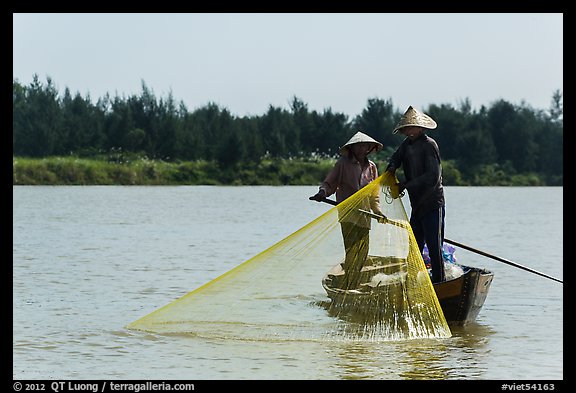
[[314, 197, 563, 284]]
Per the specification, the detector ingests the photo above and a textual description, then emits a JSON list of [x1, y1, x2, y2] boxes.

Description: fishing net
[[127, 172, 451, 341]]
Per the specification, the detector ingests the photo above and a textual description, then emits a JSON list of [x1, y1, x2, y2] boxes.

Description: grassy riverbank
[[13, 155, 555, 186], [12, 156, 338, 185]]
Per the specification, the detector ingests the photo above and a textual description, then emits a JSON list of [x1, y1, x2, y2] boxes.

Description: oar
[[313, 197, 407, 228], [314, 196, 339, 207], [443, 238, 563, 284], [313, 197, 563, 284]]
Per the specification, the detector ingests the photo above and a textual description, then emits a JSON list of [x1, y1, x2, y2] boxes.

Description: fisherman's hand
[[309, 189, 326, 202]]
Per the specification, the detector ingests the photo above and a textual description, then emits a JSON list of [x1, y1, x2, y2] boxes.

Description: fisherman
[[385, 106, 446, 283], [310, 131, 385, 289]]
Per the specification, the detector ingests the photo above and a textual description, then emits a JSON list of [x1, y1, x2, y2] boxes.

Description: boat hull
[[434, 266, 493, 324]]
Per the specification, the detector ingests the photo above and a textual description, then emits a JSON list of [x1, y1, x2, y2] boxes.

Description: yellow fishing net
[[127, 172, 451, 341]]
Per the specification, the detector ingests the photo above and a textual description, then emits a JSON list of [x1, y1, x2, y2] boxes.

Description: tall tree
[[13, 75, 62, 156], [549, 89, 563, 124]]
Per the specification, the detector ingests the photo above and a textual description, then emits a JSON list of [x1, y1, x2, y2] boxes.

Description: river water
[[13, 186, 563, 380]]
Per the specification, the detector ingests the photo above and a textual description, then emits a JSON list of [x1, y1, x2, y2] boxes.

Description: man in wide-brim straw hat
[[310, 131, 385, 289], [392, 105, 437, 134], [386, 106, 447, 283]]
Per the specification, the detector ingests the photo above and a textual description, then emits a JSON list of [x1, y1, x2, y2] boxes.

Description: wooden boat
[[322, 256, 494, 325], [432, 264, 493, 323]]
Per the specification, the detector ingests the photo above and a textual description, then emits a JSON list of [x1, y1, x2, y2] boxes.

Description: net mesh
[[127, 172, 451, 341]]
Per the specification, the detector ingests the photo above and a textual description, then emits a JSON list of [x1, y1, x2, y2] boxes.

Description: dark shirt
[[387, 134, 444, 219]]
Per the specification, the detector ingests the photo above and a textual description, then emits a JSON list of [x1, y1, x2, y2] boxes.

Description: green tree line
[[13, 75, 563, 185]]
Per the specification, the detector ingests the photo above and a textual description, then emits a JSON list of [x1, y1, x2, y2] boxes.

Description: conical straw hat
[[392, 106, 437, 134], [339, 131, 383, 156]]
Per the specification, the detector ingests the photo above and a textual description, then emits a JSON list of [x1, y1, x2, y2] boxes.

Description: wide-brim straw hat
[[339, 131, 383, 156], [392, 106, 437, 134]]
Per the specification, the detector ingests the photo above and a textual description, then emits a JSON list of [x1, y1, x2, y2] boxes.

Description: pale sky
[[13, 13, 563, 117]]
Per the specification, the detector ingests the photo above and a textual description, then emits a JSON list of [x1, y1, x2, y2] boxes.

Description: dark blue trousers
[[410, 206, 446, 283]]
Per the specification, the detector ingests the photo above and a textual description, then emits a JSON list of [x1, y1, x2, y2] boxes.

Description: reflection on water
[[449, 322, 496, 346], [318, 307, 496, 379], [396, 339, 453, 380], [399, 323, 496, 379]]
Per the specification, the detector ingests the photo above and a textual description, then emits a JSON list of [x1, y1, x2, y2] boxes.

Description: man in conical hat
[[386, 106, 446, 283], [310, 131, 385, 289]]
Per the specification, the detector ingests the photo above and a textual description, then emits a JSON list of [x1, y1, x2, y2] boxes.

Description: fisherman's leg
[[340, 223, 368, 288], [409, 215, 426, 253], [421, 207, 446, 283], [357, 228, 369, 267], [346, 229, 369, 289], [349, 226, 369, 271], [340, 222, 355, 268]]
